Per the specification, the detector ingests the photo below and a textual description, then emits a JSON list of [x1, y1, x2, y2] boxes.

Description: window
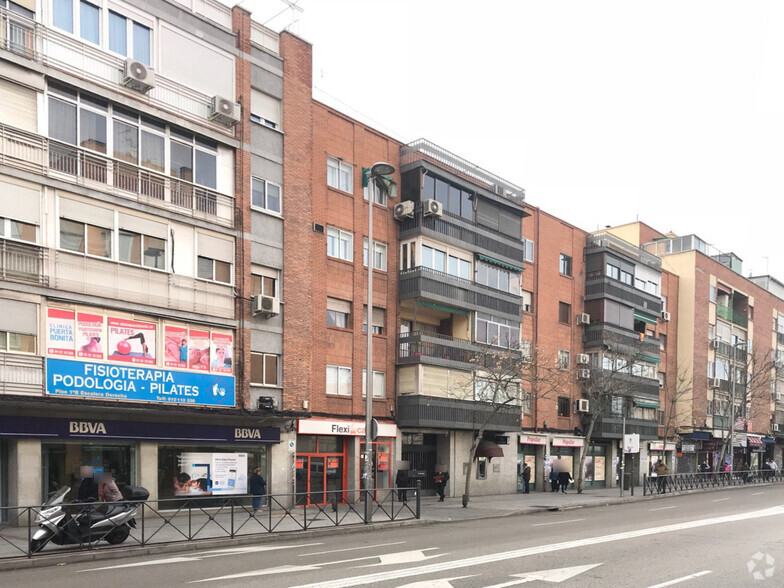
[[421, 244, 471, 279], [250, 353, 278, 386], [327, 298, 350, 328], [557, 396, 570, 417], [521, 290, 533, 313], [363, 183, 387, 206], [326, 365, 352, 396], [327, 157, 353, 193], [0, 331, 36, 354], [53, 0, 74, 33], [118, 230, 165, 269], [522, 238, 535, 263], [197, 255, 231, 284], [659, 333, 667, 350], [79, 1, 100, 44], [363, 239, 388, 271], [362, 306, 386, 335], [59, 218, 111, 258], [475, 312, 520, 349], [362, 370, 386, 399], [521, 390, 532, 414], [558, 350, 570, 370], [422, 173, 473, 219], [559, 254, 572, 276], [250, 90, 281, 129], [251, 273, 277, 298], [620, 270, 633, 285], [709, 285, 717, 303], [558, 302, 571, 324], [327, 227, 353, 261], [476, 457, 487, 479], [400, 241, 416, 270], [0, 217, 37, 243], [520, 340, 533, 362], [476, 261, 519, 294], [605, 263, 620, 280], [611, 396, 624, 416], [251, 177, 281, 214]]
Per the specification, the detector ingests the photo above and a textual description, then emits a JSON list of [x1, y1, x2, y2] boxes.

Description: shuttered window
[[0, 78, 36, 132]]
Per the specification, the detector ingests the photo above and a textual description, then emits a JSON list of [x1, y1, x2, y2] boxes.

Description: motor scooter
[[30, 484, 149, 553]]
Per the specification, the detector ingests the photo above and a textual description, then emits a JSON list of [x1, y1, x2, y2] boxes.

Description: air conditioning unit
[[252, 295, 280, 317], [576, 313, 591, 325], [423, 198, 443, 217], [576, 353, 590, 365], [493, 184, 505, 196], [709, 339, 720, 350], [577, 368, 591, 380], [257, 396, 277, 411], [661, 310, 670, 321], [708, 377, 721, 389], [122, 58, 155, 93], [774, 423, 782, 433], [393, 200, 415, 220], [576, 398, 590, 413], [209, 95, 240, 126]]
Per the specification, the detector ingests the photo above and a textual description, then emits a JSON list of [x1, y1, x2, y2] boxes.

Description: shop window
[[557, 396, 570, 417], [42, 442, 135, 501]]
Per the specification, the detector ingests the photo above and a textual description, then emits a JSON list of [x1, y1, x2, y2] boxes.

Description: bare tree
[[651, 366, 693, 469], [520, 344, 573, 431]]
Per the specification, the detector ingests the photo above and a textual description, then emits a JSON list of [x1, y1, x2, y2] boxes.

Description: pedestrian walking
[[557, 470, 572, 494], [698, 460, 710, 474], [521, 462, 532, 494], [249, 467, 266, 512], [769, 459, 779, 480], [549, 468, 559, 492], [654, 460, 669, 493], [395, 468, 409, 503], [433, 468, 449, 502]]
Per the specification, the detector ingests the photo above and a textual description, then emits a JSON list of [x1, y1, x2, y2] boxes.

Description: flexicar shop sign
[[297, 419, 397, 437]]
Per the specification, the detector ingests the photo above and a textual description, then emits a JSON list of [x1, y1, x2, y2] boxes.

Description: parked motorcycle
[[30, 484, 149, 553]]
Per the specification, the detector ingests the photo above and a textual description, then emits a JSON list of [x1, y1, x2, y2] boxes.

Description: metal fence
[[0, 487, 419, 560], [643, 470, 784, 496]]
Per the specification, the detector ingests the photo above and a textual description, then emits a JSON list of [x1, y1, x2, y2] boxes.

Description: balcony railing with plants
[[0, 238, 47, 286], [716, 304, 748, 328], [0, 123, 233, 227]]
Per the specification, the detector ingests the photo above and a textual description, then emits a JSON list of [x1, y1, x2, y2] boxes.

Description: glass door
[[309, 456, 325, 505]]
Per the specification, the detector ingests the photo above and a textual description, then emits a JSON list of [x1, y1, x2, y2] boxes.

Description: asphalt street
[[6, 485, 784, 588]]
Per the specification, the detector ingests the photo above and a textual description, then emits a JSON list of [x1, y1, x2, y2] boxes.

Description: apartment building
[[394, 140, 527, 498], [280, 32, 401, 504], [0, 0, 287, 507]]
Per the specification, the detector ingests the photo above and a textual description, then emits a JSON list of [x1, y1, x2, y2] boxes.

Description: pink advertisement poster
[[210, 332, 233, 374], [76, 312, 105, 359], [164, 325, 189, 369], [189, 329, 210, 371], [108, 317, 156, 365], [47, 308, 75, 357]]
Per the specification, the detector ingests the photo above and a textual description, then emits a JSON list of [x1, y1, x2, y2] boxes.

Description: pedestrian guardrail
[[0, 486, 420, 560], [643, 470, 784, 496]]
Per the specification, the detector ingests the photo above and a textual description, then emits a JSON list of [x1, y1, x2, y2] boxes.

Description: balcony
[[0, 353, 43, 396], [398, 331, 477, 370], [0, 238, 47, 286], [398, 203, 525, 265], [584, 276, 662, 315], [0, 124, 233, 228], [716, 304, 748, 328], [397, 394, 522, 432], [52, 250, 234, 319], [583, 322, 661, 358], [593, 416, 658, 440], [399, 266, 522, 321], [714, 340, 748, 362], [0, 6, 230, 133]]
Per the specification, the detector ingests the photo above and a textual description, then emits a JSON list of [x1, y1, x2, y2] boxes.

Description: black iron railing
[[643, 470, 784, 496]]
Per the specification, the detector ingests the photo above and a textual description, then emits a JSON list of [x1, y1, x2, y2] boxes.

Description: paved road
[[6, 486, 784, 587]]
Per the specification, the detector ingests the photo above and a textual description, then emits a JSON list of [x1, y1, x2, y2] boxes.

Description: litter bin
[[623, 472, 632, 491]]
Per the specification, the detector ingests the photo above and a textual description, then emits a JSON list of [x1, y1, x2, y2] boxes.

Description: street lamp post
[[364, 162, 395, 524]]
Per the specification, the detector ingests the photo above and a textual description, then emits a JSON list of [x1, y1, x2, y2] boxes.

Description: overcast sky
[[241, 1, 784, 283]]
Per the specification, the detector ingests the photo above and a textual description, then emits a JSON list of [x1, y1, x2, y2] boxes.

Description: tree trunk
[[462, 435, 481, 508], [576, 416, 597, 494]]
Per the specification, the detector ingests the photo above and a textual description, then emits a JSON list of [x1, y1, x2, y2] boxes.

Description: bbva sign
[[69, 421, 107, 434]]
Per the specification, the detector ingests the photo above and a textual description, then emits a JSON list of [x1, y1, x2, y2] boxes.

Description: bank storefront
[[0, 414, 279, 505]]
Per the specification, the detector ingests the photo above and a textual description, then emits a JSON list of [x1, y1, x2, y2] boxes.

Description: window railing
[[716, 304, 748, 327], [0, 123, 233, 227], [0, 238, 47, 286], [0, 6, 228, 133], [250, 20, 280, 54]]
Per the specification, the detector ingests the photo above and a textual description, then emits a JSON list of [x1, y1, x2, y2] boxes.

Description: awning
[[633, 310, 659, 325], [416, 300, 469, 316], [475, 439, 504, 459], [477, 254, 524, 273], [640, 355, 661, 364], [747, 435, 763, 447], [634, 400, 661, 409]]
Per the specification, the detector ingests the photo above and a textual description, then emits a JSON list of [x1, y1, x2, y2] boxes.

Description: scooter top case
[[120, 486, 150, 501]]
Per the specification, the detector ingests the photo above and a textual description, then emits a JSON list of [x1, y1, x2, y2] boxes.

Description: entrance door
[[402, 433, 438, 494], [309, 457, 325, 505]]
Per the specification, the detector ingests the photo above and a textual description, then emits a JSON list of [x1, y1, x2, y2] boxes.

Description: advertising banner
[[164, 325, 189, 369], [108, 317, 156, 365], [189, 329, 210, 372], [46, 358, 235, 407], [210, 332, 233, 374], [47, 308, 75, 357], [524, 455, 536, 484], [174, 452, 248, 495], [76, 312, 105, 359], [594, 456, 606, 482]]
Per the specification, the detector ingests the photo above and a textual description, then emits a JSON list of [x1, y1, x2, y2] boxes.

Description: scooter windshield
[[44, 486, 71, 506]]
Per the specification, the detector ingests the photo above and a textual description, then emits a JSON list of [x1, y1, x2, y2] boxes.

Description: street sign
[[623, 433, 640, 454]]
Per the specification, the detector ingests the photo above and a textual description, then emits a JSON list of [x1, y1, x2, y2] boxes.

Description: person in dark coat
[[549, 468, 559, 492], [76, 466, 99, 502], [557, 470, 572, 494], [395, 469, 409, 503], [249, 467, 267, 512], [521, 463, 532, 494], [434, 469, 450, 502]]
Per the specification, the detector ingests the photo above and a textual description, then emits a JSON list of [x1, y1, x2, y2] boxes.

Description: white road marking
[[354, 550, 445, 568], [649, 506, 677, 512], [483, 564, 603, 587], [531, 518, 584, 527], [301, 542, 406, 557], [287, 506, 784, 588], [712, 498, 731, 502], [395, 575, 477, 587], [753, 492, 765, 495], [646, 570, 712, 587], [80, 543, 323, 572]]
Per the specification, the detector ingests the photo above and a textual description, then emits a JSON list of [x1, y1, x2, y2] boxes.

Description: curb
[[1, 482, 777, 572]]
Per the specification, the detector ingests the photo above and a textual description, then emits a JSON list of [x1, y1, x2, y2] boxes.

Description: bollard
[[415, 481, 421, 519]]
